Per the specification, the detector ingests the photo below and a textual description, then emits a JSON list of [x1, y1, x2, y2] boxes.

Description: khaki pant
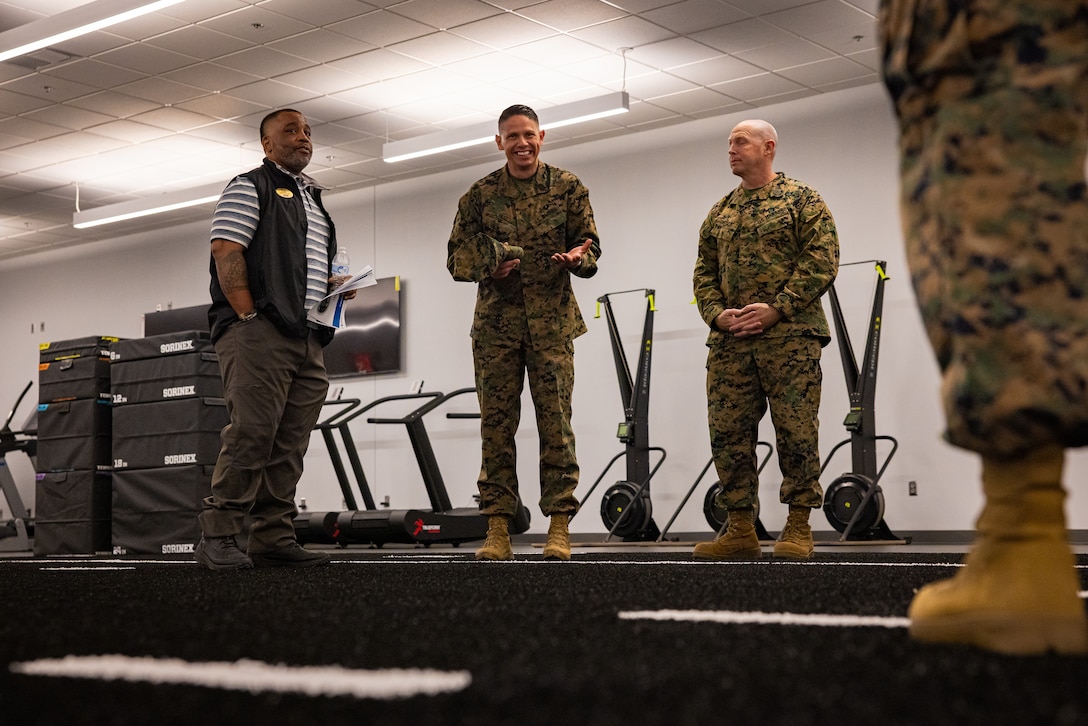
[[198, 316, 328, 552]]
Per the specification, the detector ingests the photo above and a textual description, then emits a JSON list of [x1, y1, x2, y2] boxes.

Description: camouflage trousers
[[881, 0, 1088, 457], [472, 339, 580, 518], [706, 335, 824, 511]]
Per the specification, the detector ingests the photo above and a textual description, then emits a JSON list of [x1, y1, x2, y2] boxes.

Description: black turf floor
[[1, 550, 1086, 725]]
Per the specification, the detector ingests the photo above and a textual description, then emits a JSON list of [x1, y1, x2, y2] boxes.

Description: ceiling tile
[[388, 31, 492, 66], [329, 9, 435, 46], [722, 0, 813, 14], [213, 46, 314, 77], [256, 0, 381, 25], [625, 36, 722, 69], [82, 120, 177, 144], [113, 77, 208, 106], [128, 106, 224, 133], [569, 15, 678, 50], [517, 0, 628, 32], [735, 39, 836, 71], [198, 6, 315, 43], [710, 72, 804, 101], [176, 93, 269, 121], [649, 86, 743, 115], [66, 91, 160, 118], [806, 20, 879, 54], [642, 0, 747, 34], [145, 25, 253, 60], [0, 88, 52, 116], [23, 104, 115, 132], [622, 70, 699, 99], [448, 12, 559, 50], [504, 35, 615, 67], [95, 44, 200, 75], [668, 55, 764, 85], [776, 56, 872, 86], [764, 0, 874, 35], [276, 64, 373, 95], [387, 0, 504, 30], [328, 48, 431, 84], [1, 74, 99, 103], [39, 60, 146, 91], [268, 29, 377, 63], [691, 18, 796, 54], [163, 63, 262, 93]]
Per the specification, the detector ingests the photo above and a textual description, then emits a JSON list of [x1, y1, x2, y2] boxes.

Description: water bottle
[[332, 247, 350, 277]]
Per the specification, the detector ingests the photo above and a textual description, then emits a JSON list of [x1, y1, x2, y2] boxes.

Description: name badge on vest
[[275, 188, 294, 198]]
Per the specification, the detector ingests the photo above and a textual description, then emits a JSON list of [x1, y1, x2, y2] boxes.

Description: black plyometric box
[[36, 399, 112, 472], [33, 470, 112, 555], [39, 356, 111, 403], [39, 336, 120, 363], [111, 351, 222, 405], [108, 330, 212, 363], [111, 465, 211, 555], [112, 397, 227, 471], [38, 335, 120, 404]]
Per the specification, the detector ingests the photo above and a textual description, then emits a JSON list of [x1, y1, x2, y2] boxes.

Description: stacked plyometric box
[[35, 336, 121, 555], [109, 331, 226, 555]]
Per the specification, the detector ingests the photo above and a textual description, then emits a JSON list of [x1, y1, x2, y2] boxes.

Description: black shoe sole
[[194, 553, 254, 571]]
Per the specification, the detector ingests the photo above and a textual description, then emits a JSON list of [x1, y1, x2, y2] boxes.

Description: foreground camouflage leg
[[773, 505, 814, 561], [693, 508, 761, 561], [475, 515, 513, 561], [909, 447, 1087, 655], [542, 514, 571, 561]]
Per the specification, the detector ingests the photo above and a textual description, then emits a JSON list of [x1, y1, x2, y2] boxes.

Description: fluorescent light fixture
[[0, 0, 188, 64], [73, 181, 223, 229], [383, 91, 630, 163]]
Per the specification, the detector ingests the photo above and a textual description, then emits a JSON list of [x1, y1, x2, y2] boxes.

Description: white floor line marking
[[40, 566, 136, 571], [619, 609, 911, 629], [10, 655, 471, 700]]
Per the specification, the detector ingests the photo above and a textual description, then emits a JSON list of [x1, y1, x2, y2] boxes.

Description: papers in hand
[[307, 264, 377, 329]]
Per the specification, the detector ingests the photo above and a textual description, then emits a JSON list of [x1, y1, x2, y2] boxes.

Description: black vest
[[208, 158, 337, 346]]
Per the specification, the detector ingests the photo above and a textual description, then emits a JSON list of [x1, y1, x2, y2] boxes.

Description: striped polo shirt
[[210, 163, 331, 312]]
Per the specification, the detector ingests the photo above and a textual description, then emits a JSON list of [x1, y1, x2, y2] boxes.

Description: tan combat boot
[[693, 507, 761, 560], [909, 445, 1088, 655], [475, 515, 513, 561], [774, 505, 814, 561], [542, 514, 571, 561]]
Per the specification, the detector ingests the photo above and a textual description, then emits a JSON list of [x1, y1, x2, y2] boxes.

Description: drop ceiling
[[0, 0, 880, 261]]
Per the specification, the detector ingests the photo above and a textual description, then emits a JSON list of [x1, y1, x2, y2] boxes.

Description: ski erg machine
[[0, 382, 36, 553], [820, 260, 904, 542], [294, 388, 530, 547], [579, 289, 666, 542]]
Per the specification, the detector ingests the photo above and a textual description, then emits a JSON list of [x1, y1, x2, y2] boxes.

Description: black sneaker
[[249, 542, 330, 568], [195, 536, 254, 571]]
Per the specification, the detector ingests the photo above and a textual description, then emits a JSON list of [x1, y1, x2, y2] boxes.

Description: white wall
[[3, 83, 1084, 537]]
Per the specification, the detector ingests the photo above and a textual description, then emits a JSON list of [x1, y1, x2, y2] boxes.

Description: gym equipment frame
[[580, 289, 665, 542], [1, 382, 36, 553], [295, 389, 529, 547], [820, 260, 904, 542]]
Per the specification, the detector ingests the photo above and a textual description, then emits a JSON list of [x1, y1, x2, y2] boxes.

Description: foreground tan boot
[[542, 514, 571, 561], [693, 507, 761, 560], [909, 446, 1088, 655], [773, 505, 814, 561], [475, 515, 513, 561]]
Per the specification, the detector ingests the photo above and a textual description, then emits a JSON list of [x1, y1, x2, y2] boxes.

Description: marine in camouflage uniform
[[881, 0, 1088, 653], [447, 105, 600, 561], [692, 119, 838, 561]]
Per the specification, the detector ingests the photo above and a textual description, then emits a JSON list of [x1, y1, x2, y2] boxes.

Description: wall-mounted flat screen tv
[[143, 276, 402, 378]]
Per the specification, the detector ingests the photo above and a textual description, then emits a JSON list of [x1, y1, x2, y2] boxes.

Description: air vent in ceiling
[[5, 47, 73, 69]]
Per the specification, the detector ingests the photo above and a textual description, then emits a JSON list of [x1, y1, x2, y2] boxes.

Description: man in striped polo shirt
[[195, 108, 351, 571]]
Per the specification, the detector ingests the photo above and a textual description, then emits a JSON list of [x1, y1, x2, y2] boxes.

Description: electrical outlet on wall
[[908, 480, 918, 496]]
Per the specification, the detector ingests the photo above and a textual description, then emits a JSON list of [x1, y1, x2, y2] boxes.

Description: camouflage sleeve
[[693, 200, 728, 329], [771, 189, 839, 319], [447, 185, 498, 283], [565, 174, 601, 279]]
